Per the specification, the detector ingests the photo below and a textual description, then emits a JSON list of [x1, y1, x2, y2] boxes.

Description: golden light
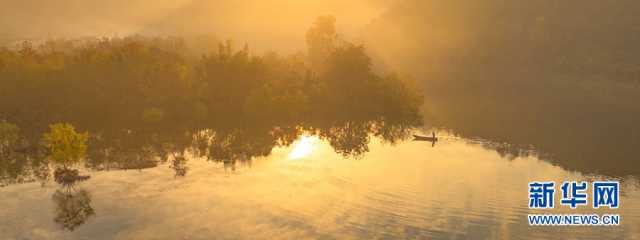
[[288, 135, 318, 160]]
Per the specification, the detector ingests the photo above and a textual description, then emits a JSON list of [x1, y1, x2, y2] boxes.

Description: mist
[[2, 0, 639, 175], [2, 1, 640, 238], [1, 0, 395, 53], [363, 0, 640, 175]]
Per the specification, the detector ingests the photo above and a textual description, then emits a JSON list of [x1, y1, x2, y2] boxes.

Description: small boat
[[413, 132, 438, 142]]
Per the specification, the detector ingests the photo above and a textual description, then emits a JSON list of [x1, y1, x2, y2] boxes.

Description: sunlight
[[288, 135, 318, 160]]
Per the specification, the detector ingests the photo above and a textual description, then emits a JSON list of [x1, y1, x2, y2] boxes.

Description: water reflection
[[52, 188, 95, 231], [1, 118, 418, 185], [170, 156, 188, 177], [1, 114, 639, 238], [423, 99, 640, 177], [0, 114, 418, 234], [1, 133, 638, 239], [288, 136, 317, 160]]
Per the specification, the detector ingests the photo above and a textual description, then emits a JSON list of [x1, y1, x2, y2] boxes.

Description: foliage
[[142, 107, 165, 123], [0, 17, 423, 133], [42, 123, 88, 167], [0, 120, 20, 156]]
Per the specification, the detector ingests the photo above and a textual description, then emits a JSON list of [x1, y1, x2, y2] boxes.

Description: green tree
[[42, 123, 88, 168]]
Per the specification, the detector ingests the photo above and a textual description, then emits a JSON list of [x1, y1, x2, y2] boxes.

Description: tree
[[0, 120, 20, 156], [42, 123, 88, 168], [306, 15, 338, 72]]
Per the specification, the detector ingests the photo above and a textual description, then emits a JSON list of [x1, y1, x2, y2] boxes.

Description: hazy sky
[[0, 0, 396, 53]]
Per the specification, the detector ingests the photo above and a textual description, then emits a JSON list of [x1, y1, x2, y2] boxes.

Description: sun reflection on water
[[287, 135, 318, 160]]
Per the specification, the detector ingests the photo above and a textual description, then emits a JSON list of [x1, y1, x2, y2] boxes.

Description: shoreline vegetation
[[0, 17, 422, 132], [0, 17, 424, 186]]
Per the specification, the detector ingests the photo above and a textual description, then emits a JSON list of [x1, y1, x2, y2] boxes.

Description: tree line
[[0, 16, 422, 135]]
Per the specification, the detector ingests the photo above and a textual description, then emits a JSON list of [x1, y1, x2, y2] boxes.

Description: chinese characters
[[529, 181, 619, 209]]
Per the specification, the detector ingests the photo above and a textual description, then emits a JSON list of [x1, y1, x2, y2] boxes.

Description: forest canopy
[[0, 16, 423, 134]]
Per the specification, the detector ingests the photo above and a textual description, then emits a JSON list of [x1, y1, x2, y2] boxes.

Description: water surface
[[1, 133, 638, 239]]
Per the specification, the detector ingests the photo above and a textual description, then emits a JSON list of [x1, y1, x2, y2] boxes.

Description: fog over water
[[3, 0, 640, 175], [1, 1, 640, 239]]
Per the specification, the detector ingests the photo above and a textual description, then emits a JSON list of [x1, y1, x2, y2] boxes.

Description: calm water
[[1, 133, 639, 239]]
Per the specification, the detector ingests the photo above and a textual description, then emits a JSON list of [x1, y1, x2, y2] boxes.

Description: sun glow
[[288, 135, 318, 160]]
